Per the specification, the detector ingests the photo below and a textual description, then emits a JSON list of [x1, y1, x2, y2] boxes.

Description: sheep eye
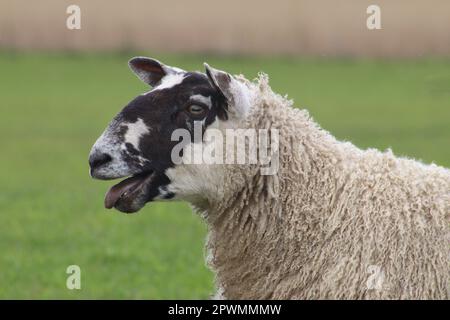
[[187, 104, 206, 116]]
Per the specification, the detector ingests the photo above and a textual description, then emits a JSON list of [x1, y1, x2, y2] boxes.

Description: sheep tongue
[[104, 174, 148, 209]]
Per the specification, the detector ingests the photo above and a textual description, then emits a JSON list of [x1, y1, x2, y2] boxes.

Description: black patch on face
[[145, 172, 172, 201], [115, 72, 228, 175], [125, 143, 140, 156]]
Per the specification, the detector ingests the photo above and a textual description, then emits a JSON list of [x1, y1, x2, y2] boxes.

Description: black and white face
[[89, 57, 249, 213]]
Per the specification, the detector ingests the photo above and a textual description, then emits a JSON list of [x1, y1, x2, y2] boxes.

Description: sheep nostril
[[89, 153, 112, 170]]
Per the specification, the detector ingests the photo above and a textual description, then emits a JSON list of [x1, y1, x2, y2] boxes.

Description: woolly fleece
[[197, 74, 450, 300]]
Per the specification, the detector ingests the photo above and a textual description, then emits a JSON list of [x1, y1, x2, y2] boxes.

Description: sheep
[[89, 57, 450, 299], [201, 72, 450, 300]]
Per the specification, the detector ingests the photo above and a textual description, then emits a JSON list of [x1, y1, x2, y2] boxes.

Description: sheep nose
[[89, 152, 112, 171]]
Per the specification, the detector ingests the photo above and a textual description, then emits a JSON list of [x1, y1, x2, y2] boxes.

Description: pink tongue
[[104, 175, 147, 209]]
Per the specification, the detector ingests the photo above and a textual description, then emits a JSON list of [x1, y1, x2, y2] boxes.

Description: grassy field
[[0, 52, 449, 299]]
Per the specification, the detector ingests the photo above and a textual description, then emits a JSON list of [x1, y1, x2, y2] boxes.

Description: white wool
[[190, 73, 450, 300]]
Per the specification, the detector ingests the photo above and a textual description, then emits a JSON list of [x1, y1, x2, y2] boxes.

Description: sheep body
[[199, 74, 449, 299]]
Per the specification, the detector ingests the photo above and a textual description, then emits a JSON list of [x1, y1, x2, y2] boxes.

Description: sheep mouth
[[104, 170, 162, 213]]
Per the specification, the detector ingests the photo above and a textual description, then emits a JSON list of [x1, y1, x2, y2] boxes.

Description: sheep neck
[[200, 80, 346, 299]]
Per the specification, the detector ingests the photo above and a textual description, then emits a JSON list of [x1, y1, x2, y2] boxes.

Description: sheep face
[[89, 57, 251, 213]]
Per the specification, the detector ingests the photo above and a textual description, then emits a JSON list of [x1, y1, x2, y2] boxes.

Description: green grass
[[0, 52, 449, 298]]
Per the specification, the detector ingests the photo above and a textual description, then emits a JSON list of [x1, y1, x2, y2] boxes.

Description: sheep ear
[[204, 63, 253, 118], [129, 57, 183, 86], [204, 63, 235, 102]]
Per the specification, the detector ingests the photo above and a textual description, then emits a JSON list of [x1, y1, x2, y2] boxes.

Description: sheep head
[[88, 57, 257, 213]]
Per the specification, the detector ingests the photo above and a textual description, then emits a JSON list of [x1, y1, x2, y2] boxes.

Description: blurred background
[[0, 0, 449, 298]]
